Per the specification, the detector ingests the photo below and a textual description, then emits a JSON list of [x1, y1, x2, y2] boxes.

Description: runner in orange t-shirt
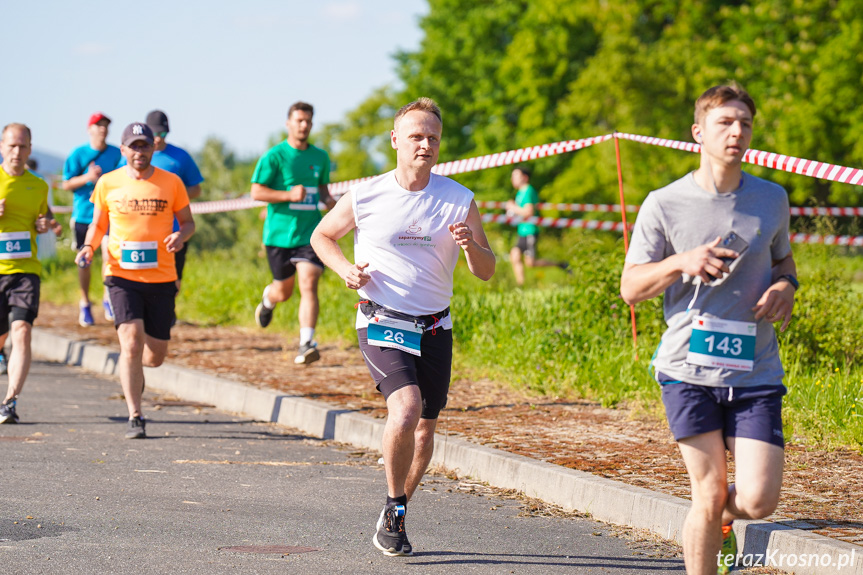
[[76, 122, 195, 439]]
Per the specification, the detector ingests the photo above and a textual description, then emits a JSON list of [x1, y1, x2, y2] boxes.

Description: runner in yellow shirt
[[75, 122, 195, 439], [0, 123, 58, 424]]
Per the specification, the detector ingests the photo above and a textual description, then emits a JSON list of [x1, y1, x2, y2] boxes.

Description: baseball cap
[[145, 110, 169, 134], [121, 122, 155, 147], [88, 112, 111, 126]]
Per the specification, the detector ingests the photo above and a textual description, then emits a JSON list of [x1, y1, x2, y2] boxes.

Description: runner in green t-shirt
[[250, 102, 336, 365], [506, 166, 569, 286]]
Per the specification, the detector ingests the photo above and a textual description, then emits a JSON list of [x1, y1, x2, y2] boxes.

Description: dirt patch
[[36, 301, 863, 548]]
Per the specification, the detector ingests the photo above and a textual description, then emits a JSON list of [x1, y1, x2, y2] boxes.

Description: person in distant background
[[506, 166, 569, 286], [250, 101, 335, 365], [61, 112, 121, 326]]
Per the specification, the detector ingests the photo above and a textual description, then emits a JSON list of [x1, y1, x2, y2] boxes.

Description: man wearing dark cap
[[250, 101, 336, 365], [141, 110, 203, 292], [61, 112, 121, 326], [76, 122, 195, 439]]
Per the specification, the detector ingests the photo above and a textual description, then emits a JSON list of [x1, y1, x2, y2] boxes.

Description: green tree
[[329, 0, 863, 209]]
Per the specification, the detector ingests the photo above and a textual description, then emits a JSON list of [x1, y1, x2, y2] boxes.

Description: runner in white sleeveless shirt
[[312, 97, 495, 557]]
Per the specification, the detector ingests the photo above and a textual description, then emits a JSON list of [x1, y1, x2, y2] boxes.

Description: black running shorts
[[174, 241, 189, 281], [516, 234, 538, 259], [357, 327, 453, 420], [74, 222, 89, 250], [0, 273, 40, 332], [265, 244, 324, 281], [104, 276, 177, 340]]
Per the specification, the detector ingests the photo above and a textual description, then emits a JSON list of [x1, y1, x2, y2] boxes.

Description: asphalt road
[[1, 361, 685, 574]]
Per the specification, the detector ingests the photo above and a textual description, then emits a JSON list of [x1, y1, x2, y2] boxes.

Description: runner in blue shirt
[[61, 112, 121, 326]]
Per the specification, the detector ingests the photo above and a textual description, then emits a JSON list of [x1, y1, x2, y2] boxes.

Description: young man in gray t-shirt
[[621, 85, 798, 575]]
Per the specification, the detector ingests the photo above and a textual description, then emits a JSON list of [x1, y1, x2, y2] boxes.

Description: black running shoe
[[0, 399, 18, 424], [255, 298, 274, 328], [125, 416, 146, 439], [294, 342, 320, 365], [373, 504, 412, 556]]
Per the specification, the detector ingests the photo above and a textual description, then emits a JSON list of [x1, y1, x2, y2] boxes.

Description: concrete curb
[[30, 327, 862, 575]]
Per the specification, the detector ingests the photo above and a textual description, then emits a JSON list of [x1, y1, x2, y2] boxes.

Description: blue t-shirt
[[62, 144, 122, 224], [119, 143, 203, 231]]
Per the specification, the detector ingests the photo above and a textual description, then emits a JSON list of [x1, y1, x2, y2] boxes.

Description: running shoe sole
[[373, 508, 409, 556], [125, 418, 146, 439], [79, 311, 94, 327], [294, 347, 321, 365], [255, 302, 273, 328], [372, 507, 413, 557]]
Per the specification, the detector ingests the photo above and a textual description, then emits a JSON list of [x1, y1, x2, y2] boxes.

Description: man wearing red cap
[[61, 112, 121, 326]]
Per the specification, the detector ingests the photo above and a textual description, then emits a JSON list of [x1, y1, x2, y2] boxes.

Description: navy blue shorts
[[659, 375, 785, 448], [357, 327, 452, 420]]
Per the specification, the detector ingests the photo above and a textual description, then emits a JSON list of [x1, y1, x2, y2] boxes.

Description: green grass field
[[39, 214, 863, 450]]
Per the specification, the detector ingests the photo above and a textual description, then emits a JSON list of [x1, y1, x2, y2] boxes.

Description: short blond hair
[[694, 85, 756, 125], [2, 123, 32, 143], [394, 97, 442, 128]]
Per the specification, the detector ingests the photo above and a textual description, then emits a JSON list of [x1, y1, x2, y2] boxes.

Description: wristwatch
[[776, 274, 799, 290]]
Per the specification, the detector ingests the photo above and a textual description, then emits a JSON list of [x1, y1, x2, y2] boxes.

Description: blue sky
[[3, 0, 428, 161]]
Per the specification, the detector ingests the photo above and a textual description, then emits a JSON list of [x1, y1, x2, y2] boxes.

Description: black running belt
[[358, 300, 450, 330]]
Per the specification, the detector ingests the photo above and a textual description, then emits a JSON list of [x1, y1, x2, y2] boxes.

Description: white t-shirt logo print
[[406, 219, 422, 234]]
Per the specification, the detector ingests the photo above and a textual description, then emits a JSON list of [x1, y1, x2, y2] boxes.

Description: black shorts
[[265, 244, 324, 281], [516, 234, 538, 259], [659, 377, 785, 448], [174, 241, 189, 281], [75, 222, 108, 250], [357, 327, 453, 420], [0, 273, 40, 332], [104, 276, 177, 340], [74, 222, 89, 250]]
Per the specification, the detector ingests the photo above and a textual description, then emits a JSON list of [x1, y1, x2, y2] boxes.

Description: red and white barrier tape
[[789, 233, 863, 247], [479, 201, 863, 217], [477, 201, 640, 213], [481, 213, 630, 232], [49, 132, 862, 218], [52, 200, 863, 218], [485, 214, 863, 246], [789, 206, 863, 216], [329, 134, 614, 196], [615, 133, 863, 186], [189, 197, 265, 215]]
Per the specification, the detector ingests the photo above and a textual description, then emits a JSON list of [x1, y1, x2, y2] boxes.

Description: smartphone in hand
[[707, 231, 749, 282]]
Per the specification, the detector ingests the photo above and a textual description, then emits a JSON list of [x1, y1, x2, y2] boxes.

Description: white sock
[[300, 327, 315, 346], [262, 285, 275, 309]]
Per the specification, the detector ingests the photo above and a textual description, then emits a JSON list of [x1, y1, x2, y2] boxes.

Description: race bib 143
[[686, 315, 756, 372]]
